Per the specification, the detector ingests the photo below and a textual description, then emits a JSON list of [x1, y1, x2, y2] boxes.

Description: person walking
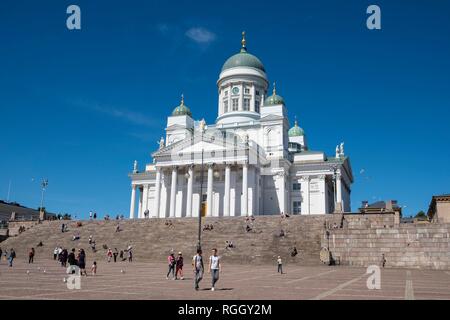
[[192, 249, 204, 291], [277, 256, 283, 274], [107, 249, 112, 262], [166, 253, 176, 279], [60, 248, 68, 267], [77, 249, 87, 276], [128, 248, 133, 262], [8, 248, 16, 267], [91, 261, 97, 276], [208, 248, 221, 291], [53, 247, 58, 260], [89, 211, 93, 220], [68, 248, 77, 266], [113, 248, 118, 263], [175, 252, 184, 280], [28, 248, 35, 264]]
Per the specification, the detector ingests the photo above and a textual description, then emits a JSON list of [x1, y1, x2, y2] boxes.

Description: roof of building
[[221, 32, 265, 72], [288, 120, 304, 137], [0, 201, 55, 221], [171, 95, 192, 117], [264, 82, 285, 106]]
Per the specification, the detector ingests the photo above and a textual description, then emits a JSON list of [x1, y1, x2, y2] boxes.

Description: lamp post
[[197, 119, 206, 251], [40, 179, 48, 212]]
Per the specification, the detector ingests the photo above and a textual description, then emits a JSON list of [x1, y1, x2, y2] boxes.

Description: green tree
[[415, 211, 427, 219]]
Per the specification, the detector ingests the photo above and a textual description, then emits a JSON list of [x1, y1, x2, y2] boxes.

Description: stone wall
[[323, 214, 450, 270]]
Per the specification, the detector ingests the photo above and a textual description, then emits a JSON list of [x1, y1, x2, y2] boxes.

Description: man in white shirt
[[208, 248, 221, 291]]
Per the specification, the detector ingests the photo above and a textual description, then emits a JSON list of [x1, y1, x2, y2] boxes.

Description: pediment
[[260, 114, 284, 122], [152, 130, 246, 158]]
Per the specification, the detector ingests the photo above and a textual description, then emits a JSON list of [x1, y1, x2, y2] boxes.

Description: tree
[[415, 211, 427, 219]]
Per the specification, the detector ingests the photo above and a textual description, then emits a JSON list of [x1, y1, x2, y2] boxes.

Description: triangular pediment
[[260, 114, 285, 122], [152, 129, 247, 158], [166, 124, 188, 131]]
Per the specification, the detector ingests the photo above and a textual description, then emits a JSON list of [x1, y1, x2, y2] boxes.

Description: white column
[[186, 165, 194, 217], [142, 185, 149, 217], [336, 172, 343, 212], [279, 173, 286, 214], [154, 168, 161, 218], [138, 187, 143, 218], [251, 83, 256, 112], [224, 164, 231, 217], [207, 165, 213, 217], [129, 185, 136, 219], [239, 83, 244, 110], [242, 163, 248, 216], [255, 169, 260, 216], [169, 167, 178, 218]]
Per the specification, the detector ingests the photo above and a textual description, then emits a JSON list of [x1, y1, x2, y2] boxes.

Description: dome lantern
[[171, 94, 192, 117], [264, 82, 285, 106], [221, 32, 266, 72], [288, 119, 304, 137]]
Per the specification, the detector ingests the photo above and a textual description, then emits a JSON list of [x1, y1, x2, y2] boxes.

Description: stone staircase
[[0, 215, 328, 265]]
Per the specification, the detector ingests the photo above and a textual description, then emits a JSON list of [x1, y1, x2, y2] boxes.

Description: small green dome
[[264, 83, 285, 106], [288, 120, 304, 137], [172, 95, 192, 117], [221, 32, 265, 72]]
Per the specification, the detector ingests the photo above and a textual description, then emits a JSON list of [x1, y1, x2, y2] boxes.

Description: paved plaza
[[1, 258, 450, 300]]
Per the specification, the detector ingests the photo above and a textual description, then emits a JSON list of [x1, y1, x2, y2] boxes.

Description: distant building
[[0, 200, 55, 222], [428, 194, 450, 223], [359, 200, 402, 216]]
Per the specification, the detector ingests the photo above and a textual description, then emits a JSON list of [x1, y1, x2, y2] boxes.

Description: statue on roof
[[340, 142, 345, 157], [199, 118, 206, 132], [133, 160, 138, 173], [335, 145, 340, 158], [158, 137, 165, 150]]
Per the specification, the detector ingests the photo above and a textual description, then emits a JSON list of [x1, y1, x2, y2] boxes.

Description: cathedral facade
[[129, 33, 353, 219]]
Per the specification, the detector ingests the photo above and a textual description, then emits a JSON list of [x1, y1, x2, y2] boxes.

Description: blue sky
[[0, 0, 449, 218]]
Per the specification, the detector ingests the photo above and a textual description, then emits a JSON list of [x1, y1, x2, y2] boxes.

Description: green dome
[[222, 52, 265, 72], [172, 95, 192, 117], [221, 32, 265, 72], [264, 83, 285, 106], [288, 120, 304, 137]]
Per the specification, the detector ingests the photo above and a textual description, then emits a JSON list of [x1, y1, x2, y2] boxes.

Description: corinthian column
[[129, 185, 136, 219], [186, 165, 194, 217], [169, 167, 178, 218], [242, 163, 248, 216], [154, 168, 161, 218], [224, 164, 231, 217], [206, 164, 214, 216]]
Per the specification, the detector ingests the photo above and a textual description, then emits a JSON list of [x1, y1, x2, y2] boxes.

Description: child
[[277, 256, 283, 274], [91, 261, 97, 275]]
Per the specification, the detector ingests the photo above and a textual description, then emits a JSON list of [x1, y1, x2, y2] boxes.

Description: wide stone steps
[[1, 215, 327, 265]]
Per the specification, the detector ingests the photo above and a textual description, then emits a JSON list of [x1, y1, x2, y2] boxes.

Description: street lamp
[[40, 179, 48, 212], [197, 119, 206, 251]]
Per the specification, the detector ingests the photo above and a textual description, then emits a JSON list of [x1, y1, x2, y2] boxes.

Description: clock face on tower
[[232, 86, 239, 95]]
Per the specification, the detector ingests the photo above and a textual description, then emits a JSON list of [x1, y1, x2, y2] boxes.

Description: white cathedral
[[129, 33, 353, 219]]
